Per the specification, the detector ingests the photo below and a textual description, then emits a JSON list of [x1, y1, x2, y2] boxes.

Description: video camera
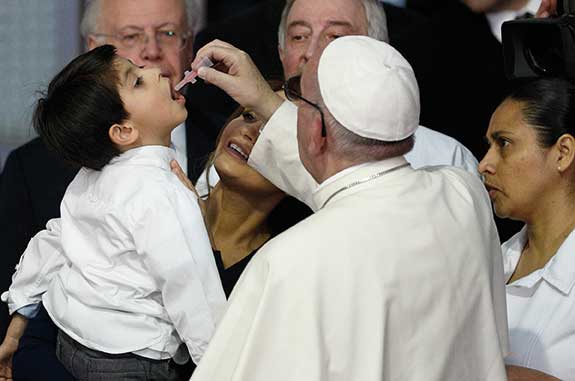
[[502, 0, 575, 80]]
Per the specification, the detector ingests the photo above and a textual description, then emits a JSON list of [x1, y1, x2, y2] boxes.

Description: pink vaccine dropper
[[174, 57, 214, 92]]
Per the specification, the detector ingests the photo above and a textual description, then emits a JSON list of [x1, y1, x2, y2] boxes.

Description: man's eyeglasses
[[283, 75, 327, 137], [92, 29, 191, 51]]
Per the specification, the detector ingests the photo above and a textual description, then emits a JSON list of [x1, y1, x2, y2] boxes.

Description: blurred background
[[0, 0, 411, 170], [0, 1, 83, 168]]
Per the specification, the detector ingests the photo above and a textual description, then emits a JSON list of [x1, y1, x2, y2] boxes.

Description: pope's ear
[[109, 123, 139, 147], [307, 113, 327, 155]]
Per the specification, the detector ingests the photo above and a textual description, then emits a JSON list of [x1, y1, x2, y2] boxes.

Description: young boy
[[0, 45, 226, 380]]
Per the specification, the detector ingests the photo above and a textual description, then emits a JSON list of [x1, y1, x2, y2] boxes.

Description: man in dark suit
[[432, 0, 509, 160], [407, 0, 449, 15], [432, 0, 541, 157], [0, 0, 204, 378], [188, 0, 433, 137], [432, 0, 537, 241]]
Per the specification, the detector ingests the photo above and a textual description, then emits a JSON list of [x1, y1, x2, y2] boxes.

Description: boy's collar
[[109, 145, 176, 170]]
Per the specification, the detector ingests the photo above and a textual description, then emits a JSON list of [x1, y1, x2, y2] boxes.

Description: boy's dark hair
[[33, 44, 129, 170]]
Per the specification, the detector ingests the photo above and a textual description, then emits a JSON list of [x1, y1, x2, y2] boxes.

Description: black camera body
[[502, 0, 575, 80]]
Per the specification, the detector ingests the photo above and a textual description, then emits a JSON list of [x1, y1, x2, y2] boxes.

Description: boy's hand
[[0, 337, 18, 381]]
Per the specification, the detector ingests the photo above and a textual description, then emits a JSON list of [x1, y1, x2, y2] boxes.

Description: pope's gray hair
[[80, 0, 200, 38], [277, 0, 389, 51], [328, 117, 414, 162], [317, 96, 414, 162]]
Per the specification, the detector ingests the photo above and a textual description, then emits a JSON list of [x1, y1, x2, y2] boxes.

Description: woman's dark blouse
[[213, 250, 256, 298], [212, 196, 313, 297]]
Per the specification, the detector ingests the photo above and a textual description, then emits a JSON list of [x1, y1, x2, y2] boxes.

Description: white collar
[[170, 123, 186, 153], [312, 156, 409, 210], [316, 162, 373, 190], [109, 145, 176, 171], [504, 226, 575, 295]]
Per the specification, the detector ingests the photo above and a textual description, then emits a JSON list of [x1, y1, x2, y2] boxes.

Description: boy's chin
[[176, 110, 188, 125]]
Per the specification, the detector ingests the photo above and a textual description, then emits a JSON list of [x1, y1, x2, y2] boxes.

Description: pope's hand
[[192, 40, 284, 121]]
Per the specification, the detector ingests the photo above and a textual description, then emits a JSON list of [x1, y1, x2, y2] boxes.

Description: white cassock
[[191, 102, 509, 381]]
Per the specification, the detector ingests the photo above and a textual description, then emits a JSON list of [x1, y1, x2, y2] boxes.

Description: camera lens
[[524, 27, 564, 75]]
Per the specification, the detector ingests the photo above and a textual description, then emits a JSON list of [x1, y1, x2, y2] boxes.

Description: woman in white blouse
[[479, 77, 575, 381]]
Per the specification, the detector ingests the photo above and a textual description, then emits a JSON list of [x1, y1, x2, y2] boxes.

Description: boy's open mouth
[[170, 86, 179, 100], [168, 81, 184, 102]]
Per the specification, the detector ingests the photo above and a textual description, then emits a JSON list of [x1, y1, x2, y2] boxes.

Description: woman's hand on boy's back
[[170, 160, 207, 215]]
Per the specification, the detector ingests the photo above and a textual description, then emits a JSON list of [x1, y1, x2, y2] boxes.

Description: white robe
[[191, 102, 508, 381]]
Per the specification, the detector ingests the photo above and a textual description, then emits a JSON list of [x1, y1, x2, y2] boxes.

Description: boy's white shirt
[[171, 123, 188, 175], [1, 145, 226, 365]]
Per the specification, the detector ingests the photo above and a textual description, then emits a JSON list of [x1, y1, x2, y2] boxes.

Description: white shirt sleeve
[[1, 218, 66, 315], [407, 126, 480, 176], [452, 143, 480, 176], [15, 303, 41, 319], [130, 186, 226, 365], [248, 101, 319, 208]]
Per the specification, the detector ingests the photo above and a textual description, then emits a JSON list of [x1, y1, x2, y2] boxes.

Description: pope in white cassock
[[190, 36, 509, 381]]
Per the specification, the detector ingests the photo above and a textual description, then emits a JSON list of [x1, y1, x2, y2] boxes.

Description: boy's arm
[[131, 189, 226, 365], [2, 218, 66, 314], [0, 313, 28, 380], [506, 365, 560, 380]]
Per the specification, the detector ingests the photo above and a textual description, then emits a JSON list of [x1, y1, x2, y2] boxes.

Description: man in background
[[431, 0, 540, 241], [431, 0, 541, 160], [189, 0, 434, 136], [193, 0, 478, 198]]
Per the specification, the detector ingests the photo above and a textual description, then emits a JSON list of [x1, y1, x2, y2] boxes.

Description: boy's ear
[[109, 123, 139, 147]]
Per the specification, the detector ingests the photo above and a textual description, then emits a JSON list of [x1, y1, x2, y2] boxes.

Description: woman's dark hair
[[201, 78, 313, 235], [203, 79, 285, 194], [508, 77, 575, 148], [33, 44, 128, 170]]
